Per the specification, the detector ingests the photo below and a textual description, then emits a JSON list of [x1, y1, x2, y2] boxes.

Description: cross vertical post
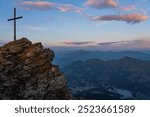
[[14, 8, 16, 41], [8, 8, 23, 41]]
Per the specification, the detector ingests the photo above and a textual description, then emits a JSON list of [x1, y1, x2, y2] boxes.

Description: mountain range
[[53, 50, 150, 68], [53, 50, 150, 99]]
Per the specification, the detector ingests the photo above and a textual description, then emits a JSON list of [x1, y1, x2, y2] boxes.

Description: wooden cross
[[8, 8, 23, 41]]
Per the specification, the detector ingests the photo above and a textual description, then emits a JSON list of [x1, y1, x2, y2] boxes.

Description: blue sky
[[0, 0, 150, 50]]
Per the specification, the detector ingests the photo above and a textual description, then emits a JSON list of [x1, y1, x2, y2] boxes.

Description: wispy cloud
[[89, 14, 149, 24], [57, 4, 83, 13], [120, 5, 136, 11], [19, 1, 54, 10], [63, 41, 94, 45], [84, 0, 118, 9], [17, 1, 84, 13], [118, 39, 150, 50], [98, 41, 129, 46], [97, 39, 150, 50]]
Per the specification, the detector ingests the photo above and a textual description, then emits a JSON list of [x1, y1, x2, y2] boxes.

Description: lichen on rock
[[0, 38, 71, 100]]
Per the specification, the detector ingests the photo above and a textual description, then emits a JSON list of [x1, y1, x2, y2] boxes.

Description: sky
[[0, 0, 150, 50]]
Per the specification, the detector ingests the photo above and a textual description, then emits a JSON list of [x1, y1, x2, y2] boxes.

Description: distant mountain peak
[[118, 56, 143, 62]]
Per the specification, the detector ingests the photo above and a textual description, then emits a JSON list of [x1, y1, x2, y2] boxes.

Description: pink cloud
[[96, 39, 150, 51], [90, 14, 149, 24], [18, 1, 83, 13], [19, 1, 54, 10], [84, 0, 118, 9], [119, 39, 150, 50], [110, 39, 150, 50], [57, 4, 83, 13], [84, 0, 137, 12], [120, 5, 136, 11]]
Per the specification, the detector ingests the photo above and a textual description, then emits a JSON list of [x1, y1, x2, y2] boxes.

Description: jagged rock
[[0, 38, 71, 100]]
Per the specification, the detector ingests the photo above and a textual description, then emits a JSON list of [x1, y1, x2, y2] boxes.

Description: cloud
[[63, 41, 94, 45], [90, 14, 149, 24], [58, 4, 83, 13], [18, 1, 84, 13], [120, 5, 136, 11], [84, 0, 118, 9], [97, 39, 150, 50], [118, 39, 150, 50], [98, 41, 129, 46], [84, 0, 138, 12], [19, 1, 54, 10]]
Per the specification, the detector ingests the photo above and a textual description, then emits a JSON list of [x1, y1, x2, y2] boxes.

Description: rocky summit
[[0, 38, 71, 100]]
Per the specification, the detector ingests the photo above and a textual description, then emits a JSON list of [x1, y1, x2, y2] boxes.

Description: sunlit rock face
[[0, 38, 71, 100]]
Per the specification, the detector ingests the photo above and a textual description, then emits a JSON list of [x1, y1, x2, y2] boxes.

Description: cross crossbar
[[8, 16, 23, 21]]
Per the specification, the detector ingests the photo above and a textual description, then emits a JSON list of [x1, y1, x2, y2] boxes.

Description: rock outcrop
[[0, 38, 71, 99]]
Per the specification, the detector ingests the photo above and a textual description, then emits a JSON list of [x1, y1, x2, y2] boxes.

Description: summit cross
[[8, 8, 23, 41]]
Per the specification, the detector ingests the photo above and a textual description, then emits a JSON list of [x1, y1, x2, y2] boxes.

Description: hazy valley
[[54, 50, 150, 99]]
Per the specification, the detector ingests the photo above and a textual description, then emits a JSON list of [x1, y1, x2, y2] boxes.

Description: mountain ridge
[[54, 50, 150, 68]]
